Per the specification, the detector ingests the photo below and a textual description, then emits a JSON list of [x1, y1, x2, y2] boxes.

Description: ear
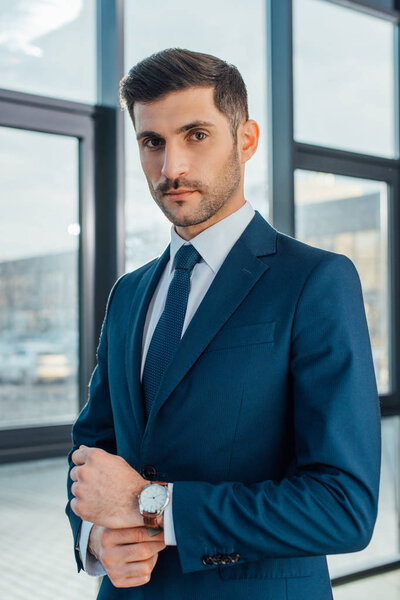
[[239, 119, 260, 164]]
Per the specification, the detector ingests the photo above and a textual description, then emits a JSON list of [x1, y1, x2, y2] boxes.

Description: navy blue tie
[[142, 243, 202, 418]]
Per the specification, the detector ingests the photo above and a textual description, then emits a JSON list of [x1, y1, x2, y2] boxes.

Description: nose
[[161, 141, 189, 180]]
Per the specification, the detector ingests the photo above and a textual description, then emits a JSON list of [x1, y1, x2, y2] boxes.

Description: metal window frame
[[267, 0, 400, 582], [0, 0, 125, 464], [0, 90, 96, 463]]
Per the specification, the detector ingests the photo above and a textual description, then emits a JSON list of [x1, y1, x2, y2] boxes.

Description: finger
[[116, 541, 166, 564], [71, 446, 89, 465], [71, 481, 80, 497], [69, 466, 79, 482], [130, 542, 166, 561], [106, 527, 165, 545], [70, 497, 80, 517], [108, 571, 153, 589], [108, 553, 159, 585]]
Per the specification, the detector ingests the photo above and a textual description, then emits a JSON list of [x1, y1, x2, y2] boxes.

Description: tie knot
[[174, 243, 202, 272]]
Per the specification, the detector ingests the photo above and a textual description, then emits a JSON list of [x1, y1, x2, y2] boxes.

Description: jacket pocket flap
[[206, 321, 276, 352]]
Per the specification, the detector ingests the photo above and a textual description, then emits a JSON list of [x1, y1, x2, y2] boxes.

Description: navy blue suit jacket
[[66, 210, 381, 599]]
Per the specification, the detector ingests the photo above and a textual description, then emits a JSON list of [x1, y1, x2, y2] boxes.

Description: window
[[294, 169, 390, 394], [293, 0, 396, 158], [0, 127, 79, 428], [0, 0, 96, 103]]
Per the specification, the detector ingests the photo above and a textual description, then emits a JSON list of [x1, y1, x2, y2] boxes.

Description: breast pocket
[[205, 321, 276, 352]]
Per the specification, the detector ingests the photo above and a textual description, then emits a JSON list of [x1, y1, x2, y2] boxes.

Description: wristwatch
[[138, 480, 170, 528]]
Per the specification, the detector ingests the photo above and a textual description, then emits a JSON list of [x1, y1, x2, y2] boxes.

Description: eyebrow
[[136, 120, 216, 141]]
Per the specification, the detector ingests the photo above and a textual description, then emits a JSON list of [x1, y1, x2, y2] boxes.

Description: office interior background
[[0, 0, 399, 598]]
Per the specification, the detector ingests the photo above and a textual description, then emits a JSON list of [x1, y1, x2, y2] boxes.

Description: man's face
[[133, 87, 244, 232]]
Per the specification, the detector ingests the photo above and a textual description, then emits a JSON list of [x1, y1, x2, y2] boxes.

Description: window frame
[[0, 0, 125, 463], [0, 89, 96, 462]]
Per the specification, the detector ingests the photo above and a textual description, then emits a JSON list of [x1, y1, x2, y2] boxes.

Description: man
[[66, 48, 381, 600]]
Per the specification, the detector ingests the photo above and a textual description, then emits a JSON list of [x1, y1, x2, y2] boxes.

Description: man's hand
[[70, 446, 147, 528], [89, 525, 166, 588]]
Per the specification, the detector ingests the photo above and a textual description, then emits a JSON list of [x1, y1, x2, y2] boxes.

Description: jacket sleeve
[[65, 274, 126, 572], [171, 253, 382, 575]]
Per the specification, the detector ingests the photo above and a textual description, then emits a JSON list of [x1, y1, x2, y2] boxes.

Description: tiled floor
[[0, 457, 99, 600], [0, 457, 398, 600]]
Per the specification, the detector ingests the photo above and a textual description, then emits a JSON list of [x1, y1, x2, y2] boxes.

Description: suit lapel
[[125, 245, 170, 437], [142, 210, 278, 436]]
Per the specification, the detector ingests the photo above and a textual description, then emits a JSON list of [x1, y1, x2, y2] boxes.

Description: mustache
[[156, 179, 202, 194]]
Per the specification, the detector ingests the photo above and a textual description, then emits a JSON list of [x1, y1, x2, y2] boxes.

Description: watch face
[[140, 484, 168, 513]]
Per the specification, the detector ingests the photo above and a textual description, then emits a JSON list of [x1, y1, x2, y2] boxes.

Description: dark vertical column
[[266, 0, 295, 236], [94, 0, 125, 356]]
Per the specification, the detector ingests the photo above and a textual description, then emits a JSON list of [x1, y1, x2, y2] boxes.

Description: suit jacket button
[[212, 554, 224, 564], [202, 555, 214, 566], [141, 465, 157, 480], [230, 553, 241, 562], [220, 555, 231, 564]]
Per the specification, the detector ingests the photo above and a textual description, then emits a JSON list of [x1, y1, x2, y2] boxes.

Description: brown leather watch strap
[[143, 513, 160, 528], [141, 481, 169, 528]]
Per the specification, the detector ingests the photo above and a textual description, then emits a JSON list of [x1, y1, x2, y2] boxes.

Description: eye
[[143, 137, 163, 149], [190, 131, 207, 141]]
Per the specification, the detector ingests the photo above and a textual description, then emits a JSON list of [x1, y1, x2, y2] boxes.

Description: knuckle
[[86, 449, 95, 463], [141, 560, 153, 577], [141, 573, 151, 585], [78, 465, 88, 480], [90, 448, 102, 463], [71, 482, 81, 497], [70, 498, 81, 517]]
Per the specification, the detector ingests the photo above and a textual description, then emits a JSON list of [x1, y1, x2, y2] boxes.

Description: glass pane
[[0, 0, 96, 103], [124, 0, 268, 272], [293, 0, 396, 158], [0, 127, 79, 428], [294, 170, 390, 394], [328, 416, 400, 577]]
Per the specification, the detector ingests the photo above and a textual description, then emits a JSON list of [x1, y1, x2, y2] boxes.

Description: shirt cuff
[[163, 483, 177, 545], [78, 520, 107, 577]]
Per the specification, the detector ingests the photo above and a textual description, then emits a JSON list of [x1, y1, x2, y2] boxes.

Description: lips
[[164, 190, 196, 200]]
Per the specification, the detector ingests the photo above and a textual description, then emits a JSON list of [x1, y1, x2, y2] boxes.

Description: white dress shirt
[[79, 200, 255, 575]]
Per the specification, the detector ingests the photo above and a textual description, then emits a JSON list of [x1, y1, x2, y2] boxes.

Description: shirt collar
[[169, 200, 255, 275]]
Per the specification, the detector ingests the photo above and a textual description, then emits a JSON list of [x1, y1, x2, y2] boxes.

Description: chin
[[166, 204, 202, 227]]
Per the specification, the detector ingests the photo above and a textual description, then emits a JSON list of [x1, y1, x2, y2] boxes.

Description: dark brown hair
[[119, 48, 249, 143]]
